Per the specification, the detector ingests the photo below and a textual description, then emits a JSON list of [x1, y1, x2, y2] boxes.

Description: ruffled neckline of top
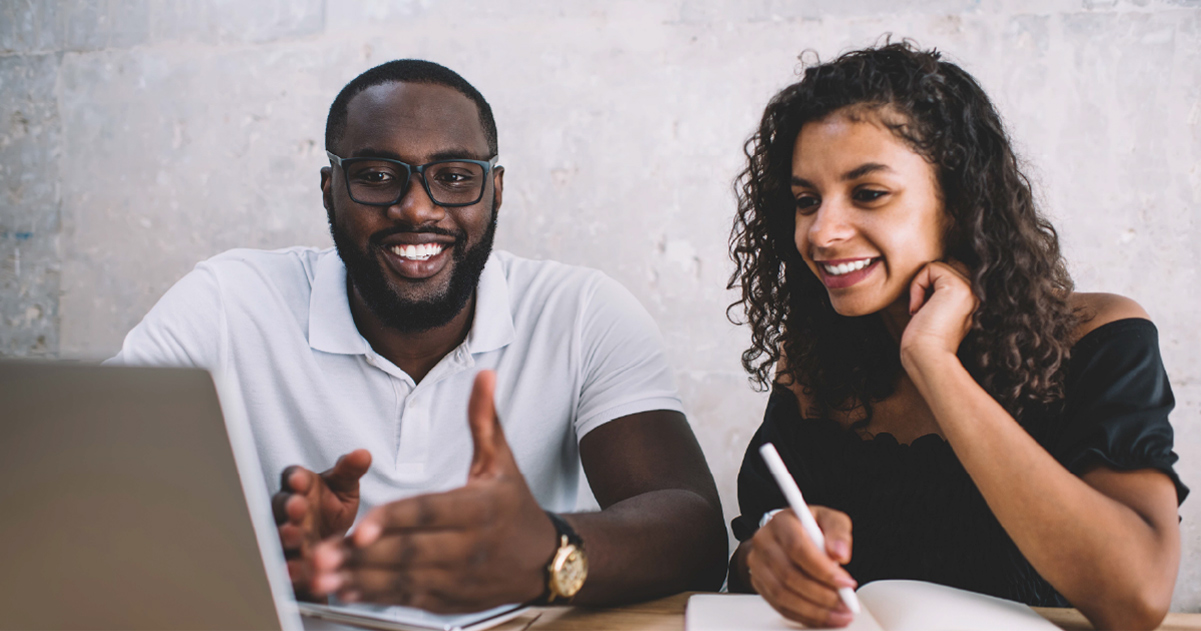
[[768, 385, 962, 487]]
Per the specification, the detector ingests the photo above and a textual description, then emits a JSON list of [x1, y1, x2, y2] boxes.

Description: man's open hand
[[272, 448, 372, 598], [309, 370, 558, 612]]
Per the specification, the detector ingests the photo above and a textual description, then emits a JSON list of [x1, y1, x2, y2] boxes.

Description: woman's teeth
[[822, 258, 874, 276], [391, 243, 445, 261]]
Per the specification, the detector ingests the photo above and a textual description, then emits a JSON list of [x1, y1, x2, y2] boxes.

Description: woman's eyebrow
[[842, 162, 893, 181], [790, 163, 894, 188], [790, 176, 816, 189]]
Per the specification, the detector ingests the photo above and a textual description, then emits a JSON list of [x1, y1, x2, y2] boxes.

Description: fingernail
[[836, 574, 857, 589], [313, 572, 342, 594], [316, 546, 343, 570], [830, 540, 849, 560], [356, 521, 381, 545], [829, 611, 854, 626]]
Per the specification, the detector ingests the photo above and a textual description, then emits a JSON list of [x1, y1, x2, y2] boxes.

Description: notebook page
[[685, 594, 884, 631], [855, 580, 1058, 631]]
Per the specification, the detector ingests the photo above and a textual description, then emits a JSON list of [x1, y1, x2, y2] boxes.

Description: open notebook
[[686, 580, 1059, 631]]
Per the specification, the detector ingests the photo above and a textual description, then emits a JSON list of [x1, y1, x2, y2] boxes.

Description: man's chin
[[363, 264, 475, 333], [386, 282, 454, 309]]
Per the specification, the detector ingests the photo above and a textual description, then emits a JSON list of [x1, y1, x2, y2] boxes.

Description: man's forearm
[[565, 488, 728, 604]]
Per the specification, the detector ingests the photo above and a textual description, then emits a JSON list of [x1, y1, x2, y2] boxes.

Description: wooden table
[[494, 592, 1201, 630]]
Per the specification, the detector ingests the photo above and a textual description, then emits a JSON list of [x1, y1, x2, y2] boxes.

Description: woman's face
[[791, 110, 947, 317]]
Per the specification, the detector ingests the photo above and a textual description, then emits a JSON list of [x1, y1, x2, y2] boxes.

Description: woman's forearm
[[902, 349, 1180, 630], [728, 539, 755, 593]]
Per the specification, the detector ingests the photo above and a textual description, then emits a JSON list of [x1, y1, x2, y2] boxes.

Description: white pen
[[759, 442, 861, 615]]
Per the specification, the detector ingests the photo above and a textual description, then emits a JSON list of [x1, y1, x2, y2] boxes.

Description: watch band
[[537, 511, 585, 605], [545, 511, 582, 547]]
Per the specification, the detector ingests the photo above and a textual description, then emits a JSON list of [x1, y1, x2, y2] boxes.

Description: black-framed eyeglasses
[[326, 151, 499, 208]]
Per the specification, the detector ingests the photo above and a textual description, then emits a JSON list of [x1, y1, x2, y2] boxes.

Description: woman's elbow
[[1084, 581, 1173, 630]]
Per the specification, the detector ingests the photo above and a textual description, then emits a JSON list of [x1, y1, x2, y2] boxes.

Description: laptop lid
[[0, 362, 301, 630]]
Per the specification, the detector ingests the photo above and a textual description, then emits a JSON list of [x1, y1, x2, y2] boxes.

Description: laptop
[[0, 362, 530, 631], [0, 361, 299, 630]]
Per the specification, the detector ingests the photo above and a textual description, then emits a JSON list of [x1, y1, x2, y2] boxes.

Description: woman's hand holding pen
[[308, 370, 559, 612], [746, 507, 858, 628]]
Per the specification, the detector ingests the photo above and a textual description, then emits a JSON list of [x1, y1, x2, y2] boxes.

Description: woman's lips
[[816, 257, 879, 289]]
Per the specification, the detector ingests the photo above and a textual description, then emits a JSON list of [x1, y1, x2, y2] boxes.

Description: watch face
[[551, 545, 588, 598]]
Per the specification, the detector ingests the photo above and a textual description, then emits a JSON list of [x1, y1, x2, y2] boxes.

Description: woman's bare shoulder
[[1070, 292, 1152, 340]]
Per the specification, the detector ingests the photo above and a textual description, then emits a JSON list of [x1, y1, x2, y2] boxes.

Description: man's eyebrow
[[428, 148, 491, 162], [351, 147, 404, 160], [350, 147, 490, 162]]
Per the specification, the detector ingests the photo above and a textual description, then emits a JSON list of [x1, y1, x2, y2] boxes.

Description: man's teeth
[[822, 258, 874, 276], [391, 243, 445, 260]]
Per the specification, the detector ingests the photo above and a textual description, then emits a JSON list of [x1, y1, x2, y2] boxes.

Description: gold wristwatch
[[543, 511, 587, 603]]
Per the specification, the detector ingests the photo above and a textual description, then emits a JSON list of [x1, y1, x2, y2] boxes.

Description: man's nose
[[387, 174, 445, 225]]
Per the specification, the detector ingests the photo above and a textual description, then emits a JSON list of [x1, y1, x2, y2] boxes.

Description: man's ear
[[320, 166, 333, 212], [491, 166, 504, 213]]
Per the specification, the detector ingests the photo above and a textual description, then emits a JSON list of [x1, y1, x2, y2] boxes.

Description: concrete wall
[[2, 0, 1198, 610]]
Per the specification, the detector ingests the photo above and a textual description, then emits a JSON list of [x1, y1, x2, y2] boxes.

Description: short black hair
[[324, 59, 498, 156]]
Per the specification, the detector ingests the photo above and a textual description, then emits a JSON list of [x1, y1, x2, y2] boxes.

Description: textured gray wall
[[2, 0, 1198, 610]]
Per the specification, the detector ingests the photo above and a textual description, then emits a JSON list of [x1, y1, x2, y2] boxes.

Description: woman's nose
[[805, 199, 854, 249]]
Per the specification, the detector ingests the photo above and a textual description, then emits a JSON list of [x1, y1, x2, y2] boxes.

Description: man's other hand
[[309, 370, 558, 612], [272, 448, 372, 599]]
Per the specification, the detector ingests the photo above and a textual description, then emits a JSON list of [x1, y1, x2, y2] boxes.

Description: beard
[[329, 202, 497, 334]]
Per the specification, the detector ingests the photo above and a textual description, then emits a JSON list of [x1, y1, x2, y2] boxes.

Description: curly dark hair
[[728, 40, 1077, 422]]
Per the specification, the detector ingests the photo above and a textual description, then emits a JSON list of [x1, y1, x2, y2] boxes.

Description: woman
[[726, 42, 1187, 630]]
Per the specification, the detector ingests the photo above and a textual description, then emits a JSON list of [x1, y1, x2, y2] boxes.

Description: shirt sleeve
[[1049, 318, 1188, 504], [572, 274, 684, 438], [731, 385, 799, 541], [106, 262, 228, 371]]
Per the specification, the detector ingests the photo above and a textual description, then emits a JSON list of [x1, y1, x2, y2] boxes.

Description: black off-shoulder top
[[732, 318, 1188, 607]]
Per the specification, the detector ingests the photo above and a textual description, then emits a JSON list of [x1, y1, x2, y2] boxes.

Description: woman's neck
[[879, 297, 912, 344]]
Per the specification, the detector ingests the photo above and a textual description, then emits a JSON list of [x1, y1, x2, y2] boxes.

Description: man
[[110, 59, 727, 610]]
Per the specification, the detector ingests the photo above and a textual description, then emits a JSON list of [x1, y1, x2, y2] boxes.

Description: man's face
[[322, 82, 503, 333]]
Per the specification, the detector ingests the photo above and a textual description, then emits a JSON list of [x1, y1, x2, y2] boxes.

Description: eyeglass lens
[[345, 160, 486, 206]]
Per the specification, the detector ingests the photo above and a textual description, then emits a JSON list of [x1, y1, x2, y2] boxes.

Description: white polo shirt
[[110, 247, 683, 515]]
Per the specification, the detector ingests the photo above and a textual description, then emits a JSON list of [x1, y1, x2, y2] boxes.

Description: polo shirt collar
[[309, 249, 369, 355], [308, 250, 515, 356], [465, 254, 515, 355]]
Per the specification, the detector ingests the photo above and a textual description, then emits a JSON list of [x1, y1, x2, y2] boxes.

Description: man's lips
[[388, 242, 447, 261], [378, 239, 455, 280], [376, 231, 458, 247]]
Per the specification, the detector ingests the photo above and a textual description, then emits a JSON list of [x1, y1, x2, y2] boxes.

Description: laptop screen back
[[0, 362, 284, 630]]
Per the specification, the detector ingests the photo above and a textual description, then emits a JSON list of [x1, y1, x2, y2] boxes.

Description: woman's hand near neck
[[896, 262, 978, 373]]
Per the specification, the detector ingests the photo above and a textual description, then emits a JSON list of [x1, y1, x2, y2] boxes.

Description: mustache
[[368, 225, 464, 246]]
